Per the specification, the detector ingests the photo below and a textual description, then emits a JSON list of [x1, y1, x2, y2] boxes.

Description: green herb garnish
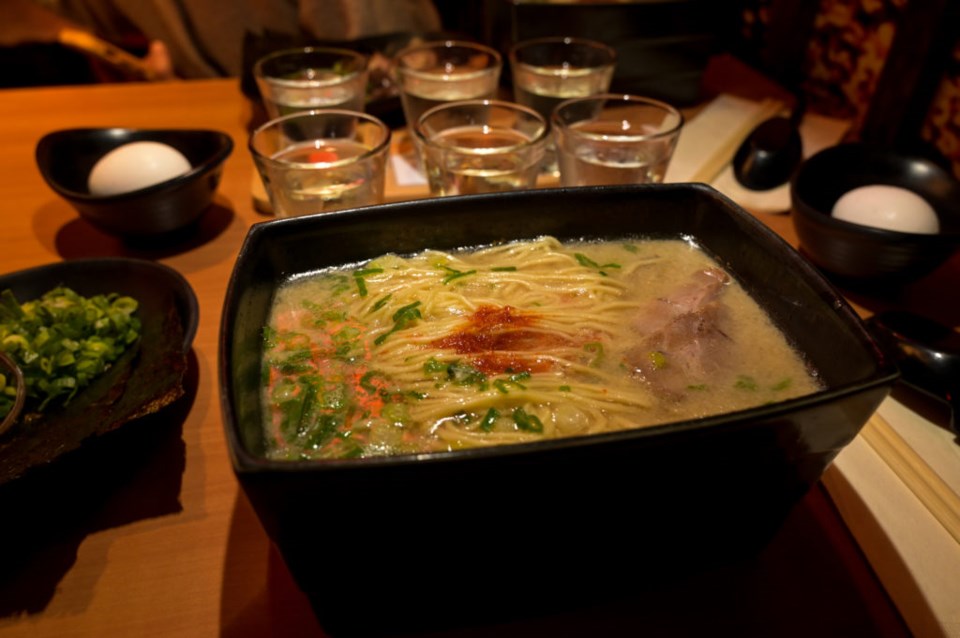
[[575, 253, 621, 276], [479, 407, 499, 432], [370, 294, 392, 313], [423, 358, 487, 389], [0, 286, 141, 419], [353, 267, 383, 297], [440, 265, 477, 284], [771, 378, 792, 391], [374, 301, 422, 345], [512, 407, 543, 433]]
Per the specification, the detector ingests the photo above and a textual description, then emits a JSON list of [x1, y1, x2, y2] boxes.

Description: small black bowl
[[791, 143, 960, 283], [36, 128, 233, 238]]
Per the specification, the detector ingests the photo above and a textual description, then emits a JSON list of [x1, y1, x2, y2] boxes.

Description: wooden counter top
[[0, 66, 949, 636]]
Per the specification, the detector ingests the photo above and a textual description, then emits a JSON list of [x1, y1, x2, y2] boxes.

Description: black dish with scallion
[[0, 258, 198, 485]]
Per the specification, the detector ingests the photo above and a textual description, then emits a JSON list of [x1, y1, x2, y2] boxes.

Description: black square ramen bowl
[[220, 184, 896, 636]]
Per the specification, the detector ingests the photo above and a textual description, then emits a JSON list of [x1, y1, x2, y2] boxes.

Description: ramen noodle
[[261, 236, 821, 459]]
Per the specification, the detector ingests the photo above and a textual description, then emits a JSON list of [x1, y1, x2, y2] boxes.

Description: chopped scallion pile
[[0, 287, 141, 419]]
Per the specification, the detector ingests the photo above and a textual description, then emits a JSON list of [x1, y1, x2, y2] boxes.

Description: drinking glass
[[552, 94, 683, 187], [249, 110, 391, 217], [509, 37, 616, 174], [413, 99, 548, 196], [394, 40, 502, 132], [254, 46, 368, 119]]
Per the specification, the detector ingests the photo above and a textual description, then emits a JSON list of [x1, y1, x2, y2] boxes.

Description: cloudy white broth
[[261, 236, 821, 459]]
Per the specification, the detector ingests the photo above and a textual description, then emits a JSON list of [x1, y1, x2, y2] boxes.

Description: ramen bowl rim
[[220, 183, 897, 476]]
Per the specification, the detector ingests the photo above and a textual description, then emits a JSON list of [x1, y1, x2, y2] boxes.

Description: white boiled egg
[[831, 184, 939, 234], [88, 141, 191, 196]]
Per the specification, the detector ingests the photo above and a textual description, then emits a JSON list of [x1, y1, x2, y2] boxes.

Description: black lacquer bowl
[[791, 143, 960, 283], [0, 258, 198, 484], [36, 128, 233, 238], [220, 184, 897, 636]]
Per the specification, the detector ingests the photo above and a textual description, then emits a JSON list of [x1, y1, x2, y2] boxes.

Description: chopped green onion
[[479, 407, 499, 432], [446, 361, 486, 388], [440, 265, 477, 284], [374, 301, 422, 345], [512, 407, 543, 433], [0, 286, 141, 420], [771, 378, 792, 391], [353, 276, 368, 297], [370, 294, 392, 313], [574, 253, 621, 276], [575, 253, 599, 268], [359, 370, 386, 394], [353, 267, 383, 298]]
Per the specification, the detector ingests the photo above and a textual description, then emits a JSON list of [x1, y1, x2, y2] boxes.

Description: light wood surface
[[0, 64, 950, 637], [0, 78, 324, 637]]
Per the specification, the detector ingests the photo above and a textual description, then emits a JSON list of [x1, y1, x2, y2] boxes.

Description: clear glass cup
[[552, 94, 683, 187], [413, 99, 548, 196], [393, 40, 502, 133], [249, 110, 391, 217], [254, 46, 368, 119], [509, 37, 616, 174]]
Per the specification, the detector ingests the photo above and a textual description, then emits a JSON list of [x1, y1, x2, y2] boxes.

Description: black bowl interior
[[791, 143, 960, 281], [219, 184, 896, 634], [0, 258, 199, 484], [792, 143, 960, 234], [35, 127, 233, 200], [223, 184, 893, 465]]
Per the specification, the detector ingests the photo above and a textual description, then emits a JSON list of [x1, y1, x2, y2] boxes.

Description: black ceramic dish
[[791, 143, 960, 283], [220, 184, 896, 636], [35, 128, 233, 238], [0, 258, 199, 484]]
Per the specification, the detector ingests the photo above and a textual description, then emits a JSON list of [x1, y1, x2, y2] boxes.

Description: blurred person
[[0, 0, 174, 84], [43, 0, 442, 79]]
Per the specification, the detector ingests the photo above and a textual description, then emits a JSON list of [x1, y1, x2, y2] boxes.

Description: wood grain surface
[[0, 66, 932, 637]]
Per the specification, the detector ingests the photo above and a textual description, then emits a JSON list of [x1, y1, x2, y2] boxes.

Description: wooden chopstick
[[861, 411, 960, 544]]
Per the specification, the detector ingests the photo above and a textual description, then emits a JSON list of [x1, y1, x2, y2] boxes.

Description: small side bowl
[[36, 128, 233, 238], [790, 143, 960, 283]]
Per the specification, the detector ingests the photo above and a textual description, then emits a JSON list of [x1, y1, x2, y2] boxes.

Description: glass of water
[[552, 94, 683, 187], [509, 37, 616, 174], [394, 40, 502, 132], [414, 99, 548, 196], [254, 47, 368, 119], [249, 110, 391, 217]]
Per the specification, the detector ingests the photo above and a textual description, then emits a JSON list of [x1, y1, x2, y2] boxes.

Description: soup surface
[[262, 236, 820, 459]]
